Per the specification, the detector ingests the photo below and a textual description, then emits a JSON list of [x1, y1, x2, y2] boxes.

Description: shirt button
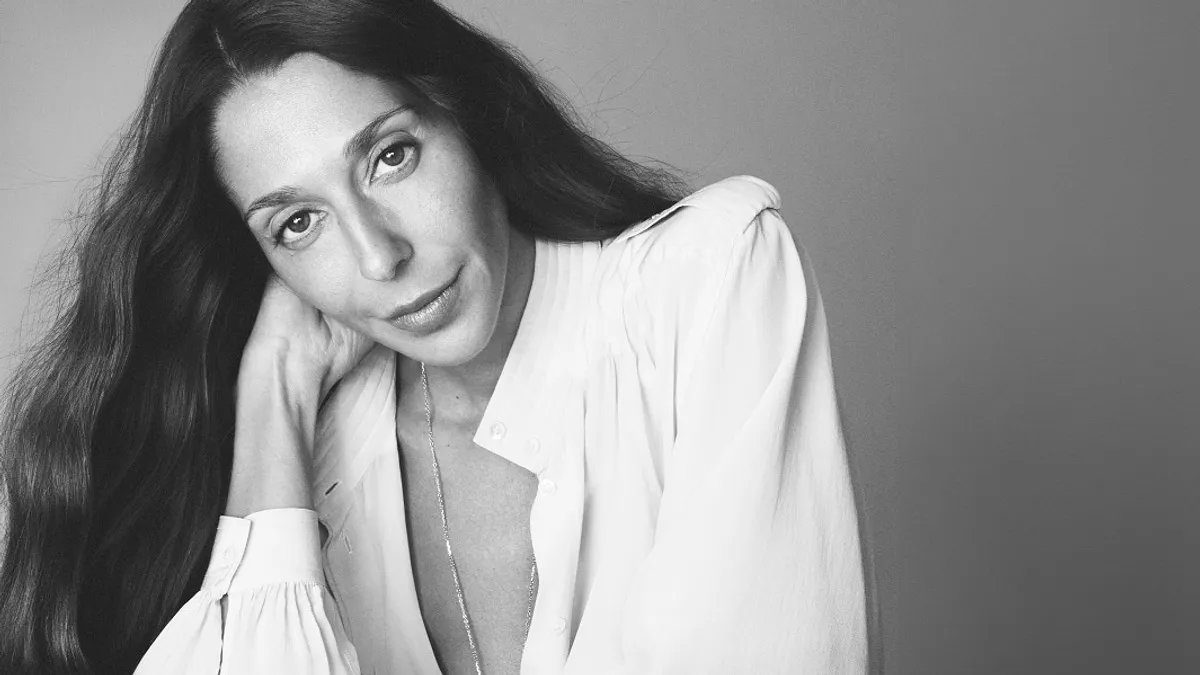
[[538, 479, 557, 496], [490, 422, 506, 440], [553, 617, 568, 634], [526, 438, 541, 454]]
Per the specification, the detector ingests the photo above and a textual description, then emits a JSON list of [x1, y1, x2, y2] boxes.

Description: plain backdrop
[[1, 1, 1196, 673]]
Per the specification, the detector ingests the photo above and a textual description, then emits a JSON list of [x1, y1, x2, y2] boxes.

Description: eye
[[370, 141, 418, 182], [272, 209, 325, 247]]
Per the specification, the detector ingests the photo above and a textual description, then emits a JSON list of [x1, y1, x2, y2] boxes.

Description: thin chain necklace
[[419, 361, 538, 675]]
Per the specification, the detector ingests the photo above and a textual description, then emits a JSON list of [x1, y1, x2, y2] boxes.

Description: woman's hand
[[241, 274, 377, 402], [225, 275, 376, 517]]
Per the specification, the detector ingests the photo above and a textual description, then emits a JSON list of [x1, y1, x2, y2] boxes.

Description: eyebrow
[[343, 104, 414, 161], [241, 104, 415, 223], [242, 185, 303, 224]]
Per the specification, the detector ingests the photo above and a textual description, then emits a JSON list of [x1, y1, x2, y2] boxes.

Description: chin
[[419, 331, 490, 367]]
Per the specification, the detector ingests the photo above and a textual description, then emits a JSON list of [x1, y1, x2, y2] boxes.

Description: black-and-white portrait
[[0, 1, 1194, 674]]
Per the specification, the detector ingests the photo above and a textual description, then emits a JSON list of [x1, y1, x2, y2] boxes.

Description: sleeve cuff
[[201, 508, 324, 596]]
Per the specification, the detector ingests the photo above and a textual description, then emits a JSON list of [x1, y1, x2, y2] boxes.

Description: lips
[[384, 270, 459, 321]]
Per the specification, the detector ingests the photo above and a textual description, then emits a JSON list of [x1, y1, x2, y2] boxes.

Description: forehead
[[212, 53, 419, 205]]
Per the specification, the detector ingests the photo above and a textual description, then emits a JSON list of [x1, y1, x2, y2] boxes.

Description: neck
[[398, 228, 536, 429]]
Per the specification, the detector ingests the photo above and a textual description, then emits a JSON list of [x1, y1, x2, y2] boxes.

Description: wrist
[[238, 343, 324, 409]]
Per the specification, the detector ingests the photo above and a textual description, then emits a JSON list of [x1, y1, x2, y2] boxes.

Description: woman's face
[[213, 53, 518, 366]]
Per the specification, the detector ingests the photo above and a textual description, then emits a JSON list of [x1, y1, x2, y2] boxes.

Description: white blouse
[[134, 176, 867, 675]]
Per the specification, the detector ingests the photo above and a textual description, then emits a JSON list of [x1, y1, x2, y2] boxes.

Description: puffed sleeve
[[133, 508, 360, 675], [614, 206, 867, 673]]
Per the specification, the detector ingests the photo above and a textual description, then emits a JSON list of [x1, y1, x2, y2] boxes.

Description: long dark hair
[[0, 1, 683, 672]]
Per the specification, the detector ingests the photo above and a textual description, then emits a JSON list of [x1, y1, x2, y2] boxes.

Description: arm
[[134, 280, 369, 675], [614, 208, 867, 673]]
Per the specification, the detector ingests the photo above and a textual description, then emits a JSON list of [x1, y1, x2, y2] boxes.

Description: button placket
[[490, 421, 507, 440]]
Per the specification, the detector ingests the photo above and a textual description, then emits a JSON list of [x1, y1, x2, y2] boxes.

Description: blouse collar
[[467, 236, 601, 471]]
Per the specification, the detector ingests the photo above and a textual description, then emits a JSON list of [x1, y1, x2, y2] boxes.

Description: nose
[[343, 202, 412, 282]]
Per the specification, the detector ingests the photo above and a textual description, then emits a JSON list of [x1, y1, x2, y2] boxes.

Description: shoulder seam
[[612, 175, 780, 246]]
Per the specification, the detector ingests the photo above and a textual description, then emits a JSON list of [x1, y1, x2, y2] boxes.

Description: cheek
[[420, 124, 504, 236], [451, 169, 509, 267], [271, 254, 359, 320]]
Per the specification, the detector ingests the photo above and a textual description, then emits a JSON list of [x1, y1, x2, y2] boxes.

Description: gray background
[[1, 1, 1196, 673]]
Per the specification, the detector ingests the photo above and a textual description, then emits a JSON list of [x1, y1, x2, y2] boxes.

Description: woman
[[0, 0, 866, 673]]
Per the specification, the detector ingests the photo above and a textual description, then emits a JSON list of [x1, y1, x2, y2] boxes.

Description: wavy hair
[[0, 1, 684, 672]]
